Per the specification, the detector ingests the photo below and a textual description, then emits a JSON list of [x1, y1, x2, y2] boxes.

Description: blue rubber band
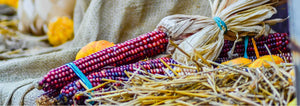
[[213, 17, 228, 33], [244, 36, 249, 58], [66, 62, 93, 89], [66, 62, 95, 105]]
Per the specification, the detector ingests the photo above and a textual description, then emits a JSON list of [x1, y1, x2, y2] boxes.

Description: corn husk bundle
[[17, 0, 75, 35], [75, 59, 295, 105], [157, 0, 286, 66]]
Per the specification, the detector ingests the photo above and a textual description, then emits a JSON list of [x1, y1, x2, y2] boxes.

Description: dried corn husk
[[17, 0, 75, 35], [157, 0, 285, 66]]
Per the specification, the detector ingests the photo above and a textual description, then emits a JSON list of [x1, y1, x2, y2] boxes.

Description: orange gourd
[[248, 55, 284, 68], [75, 40, 115, 60], [221, 57, 252, 67]]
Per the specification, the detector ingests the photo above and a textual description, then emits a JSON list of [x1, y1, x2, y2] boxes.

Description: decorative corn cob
[[216, 33, 291, 62], [41, 89, 60, 98], [35, 89, 60, 105], [37, 30, 169, 92], [58, 57, 178, 104]]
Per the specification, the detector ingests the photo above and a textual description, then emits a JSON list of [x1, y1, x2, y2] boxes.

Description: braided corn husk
[[157, 0, 285, 66]]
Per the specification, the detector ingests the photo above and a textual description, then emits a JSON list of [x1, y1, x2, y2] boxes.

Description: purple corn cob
[[37, 30, 169, 92], [216, 33, 291, 62], [58, 57, 178, 104]]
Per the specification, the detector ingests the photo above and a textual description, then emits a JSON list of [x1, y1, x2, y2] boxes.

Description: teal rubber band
[[66, 62, 95, 104], [244, 36, 249, 58], [213, 17, 228, 32], [66, 62, 93, 89]]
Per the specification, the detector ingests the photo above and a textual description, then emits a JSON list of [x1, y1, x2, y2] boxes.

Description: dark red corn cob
[[58, 57, 178, 105], [41, 89, 60, 98], [216, 33, 291, 62], [38, 30, 169, 92]]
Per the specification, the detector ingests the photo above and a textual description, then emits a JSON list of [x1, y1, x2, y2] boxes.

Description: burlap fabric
[[0, 0, 210, 105]]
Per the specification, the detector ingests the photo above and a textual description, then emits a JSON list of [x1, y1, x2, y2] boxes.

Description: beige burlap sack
[[0, 0, 211, 105]]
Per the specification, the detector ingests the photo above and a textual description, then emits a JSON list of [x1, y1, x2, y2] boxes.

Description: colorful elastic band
[[244, 36, 249, 58], [66, 62, 93, 89], [213, 17, 228, 32]]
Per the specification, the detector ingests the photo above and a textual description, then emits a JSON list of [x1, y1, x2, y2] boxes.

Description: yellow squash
[[221, 57, 252, 67], [248, 55, 284, 68], [75, 40, 115, 60]]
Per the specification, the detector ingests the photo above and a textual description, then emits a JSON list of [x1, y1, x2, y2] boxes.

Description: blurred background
[[0, 0, 75, 60]]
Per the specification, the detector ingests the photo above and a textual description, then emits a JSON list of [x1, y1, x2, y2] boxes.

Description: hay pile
[[75, 59, 295, 105]]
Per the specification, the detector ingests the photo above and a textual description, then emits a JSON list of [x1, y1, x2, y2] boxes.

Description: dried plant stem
[[175, 100, 194, 106], [256, 68, 281, 99], [232, 76, 243, 88], [86, 92, 128, 102], [160, 59, 179, 76], [86, 82, 111, 92], [264, 44, 276, 62], [208, 60, 251, 77], [103, 97, 120, 105], [79, 80, 89, 90], [169, 40, 203, 69], [258, 85, 273, 96], [138, 96, 180, 100], [193, 50, 212, 67], [171, 64, 197, 70], [227, 93, 260, 106], [90, 90, 126, 96]]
